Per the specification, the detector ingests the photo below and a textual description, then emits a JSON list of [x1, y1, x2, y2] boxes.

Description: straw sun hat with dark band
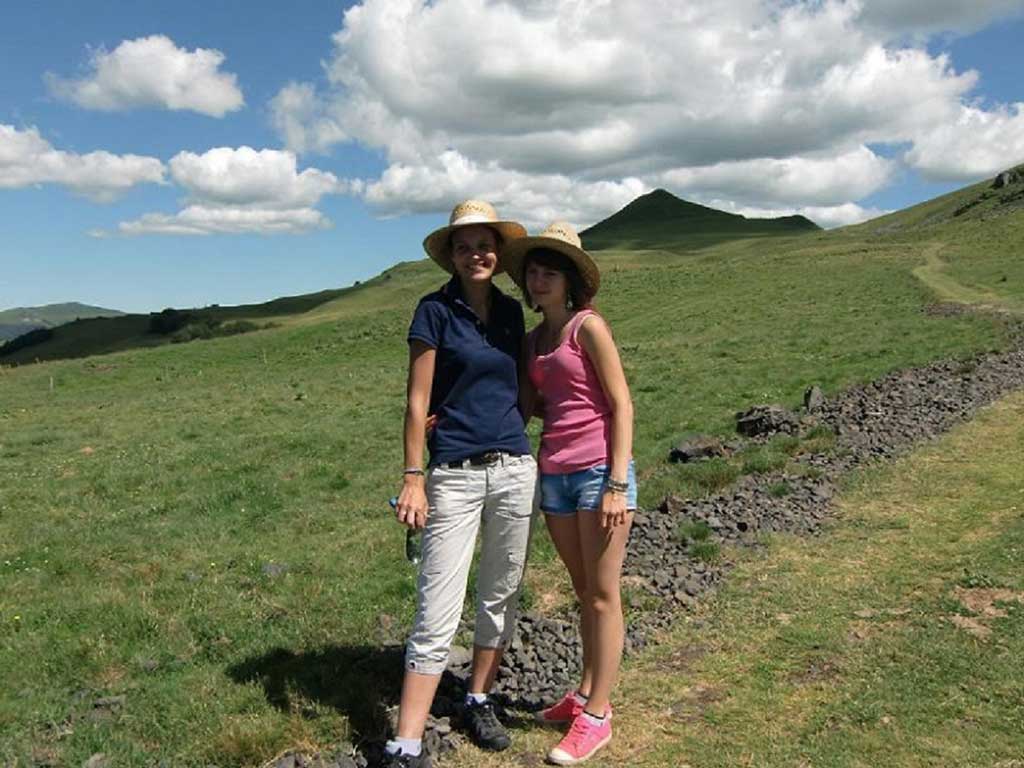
[[422, 200, 527, 275], [501, 221, 601, 300]]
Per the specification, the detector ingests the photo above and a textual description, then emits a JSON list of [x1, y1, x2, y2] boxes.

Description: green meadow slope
[[1, 174, 1022, 764], [0, 285, 368, 364]]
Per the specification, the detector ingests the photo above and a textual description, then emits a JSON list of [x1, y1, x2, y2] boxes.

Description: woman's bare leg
[[576, 510, 633, 715], [396, 671, 442, 738], [544, 513, 594, 696]]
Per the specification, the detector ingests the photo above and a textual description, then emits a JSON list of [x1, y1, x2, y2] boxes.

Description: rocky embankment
[[275, 327, 1024, 768]]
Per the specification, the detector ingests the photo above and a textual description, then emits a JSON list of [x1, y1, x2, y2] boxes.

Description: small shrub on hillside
[[740, 446, 788, 475], [171, 319, 264, 344], [769, 481, 792, 498], [622, 584, 660, 619], [677, 520, 713, 544], [172, 321, 217, 343], [804, 423, 837, 438], [149, 308, 191, 335], [684, 458, 741, 494], [689, 541, 721, 563], [218, 320, 259, 336], [957, 568, 1001, 589], [771, 434, 802, 456]]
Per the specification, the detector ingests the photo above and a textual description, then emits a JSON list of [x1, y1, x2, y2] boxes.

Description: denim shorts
[[540, 460, 638, 515]]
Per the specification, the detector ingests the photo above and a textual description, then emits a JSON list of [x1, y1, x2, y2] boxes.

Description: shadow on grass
[[226, 644, 405, 744]]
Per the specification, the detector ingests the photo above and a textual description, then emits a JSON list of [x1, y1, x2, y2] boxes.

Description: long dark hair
[[520, 248, 594, 312]]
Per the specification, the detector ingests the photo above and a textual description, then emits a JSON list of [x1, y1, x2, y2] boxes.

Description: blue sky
[[2, 1, 1023, 313]]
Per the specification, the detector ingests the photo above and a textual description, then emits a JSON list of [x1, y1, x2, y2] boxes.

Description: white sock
[[572, 690, 588, 705], [385, 738, 422, 757], [581, 710, 606, 726], [465, 691, 488, 706]]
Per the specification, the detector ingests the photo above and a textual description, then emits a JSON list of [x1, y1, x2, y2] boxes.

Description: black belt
[[442, 450, 512, 469]]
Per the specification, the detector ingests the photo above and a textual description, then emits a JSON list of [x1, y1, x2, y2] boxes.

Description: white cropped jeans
[[405, 453, 537, 675]]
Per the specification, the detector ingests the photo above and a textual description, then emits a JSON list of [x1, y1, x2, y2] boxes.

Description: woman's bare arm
[[397, 340, 435, 529], [578, 315, 634, 527]]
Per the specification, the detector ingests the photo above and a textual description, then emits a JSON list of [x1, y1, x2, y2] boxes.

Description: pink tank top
[[527, 310, 612, 473]]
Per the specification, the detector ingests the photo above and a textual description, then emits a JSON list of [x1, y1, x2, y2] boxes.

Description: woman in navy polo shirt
[[384, 200, 538, 767]]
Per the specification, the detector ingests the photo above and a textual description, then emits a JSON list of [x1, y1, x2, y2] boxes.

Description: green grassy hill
[[0, 302, 125, 343], [580, 188, 820, 251], [852, 162, 1024, 236], [0, 284, 371, 364], [1, 172, 1022, 765]]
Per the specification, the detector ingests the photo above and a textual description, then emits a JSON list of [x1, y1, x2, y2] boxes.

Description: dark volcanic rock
[[993, 168, 1023, 189], [669, 434, 725, 463], [735, 404, 800, 437], [803, 385, 825, 412]]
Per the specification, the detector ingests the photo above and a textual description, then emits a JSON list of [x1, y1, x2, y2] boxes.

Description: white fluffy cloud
[[904, 104, 1024, 182], [169, 147, 342, 207], [47, 35, 243, 117], [271, 0, 1024, 228], [268, 82, 349, 155], [712, 200, 889, 229], [655, 146, 895, 208], [364, 149, 647, 229], [0, 124, 165, 201], [115, 206, 330, 236], [108, 147, 343, 236]]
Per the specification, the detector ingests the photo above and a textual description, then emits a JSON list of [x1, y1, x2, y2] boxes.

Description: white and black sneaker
[[380, 750, 430, 768], [463, 699, 511, 751]]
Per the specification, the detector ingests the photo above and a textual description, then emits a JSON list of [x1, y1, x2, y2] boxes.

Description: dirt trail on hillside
[[912, 242, 1018, 314]]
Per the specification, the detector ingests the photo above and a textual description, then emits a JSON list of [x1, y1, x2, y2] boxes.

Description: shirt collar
[[442, 275, 505, 317]]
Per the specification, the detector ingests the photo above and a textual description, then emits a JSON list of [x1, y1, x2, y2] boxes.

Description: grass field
[[1, 179, 1022, 765]]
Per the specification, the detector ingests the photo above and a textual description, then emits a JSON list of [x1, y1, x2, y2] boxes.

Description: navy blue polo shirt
[[408, 276, 530, 465]]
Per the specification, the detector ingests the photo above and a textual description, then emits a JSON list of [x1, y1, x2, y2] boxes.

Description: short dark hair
[[520, 248, 593, 311]]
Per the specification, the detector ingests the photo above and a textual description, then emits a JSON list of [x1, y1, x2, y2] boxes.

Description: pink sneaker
[[536, 693, 613, 726], [547, 713, 612, 765], [535, 691, 585, 724]]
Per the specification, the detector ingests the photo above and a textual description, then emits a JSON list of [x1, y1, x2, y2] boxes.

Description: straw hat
[[501, 221, 600, 299], [422, 200, 527, 274]]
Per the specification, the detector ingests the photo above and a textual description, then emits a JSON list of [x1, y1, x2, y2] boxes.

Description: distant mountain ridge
[[580, 188, 820, 251], [0, 302, 124, 342]]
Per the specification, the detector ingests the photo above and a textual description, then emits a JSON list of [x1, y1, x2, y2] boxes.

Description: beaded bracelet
[[606, 477, 629, 494]]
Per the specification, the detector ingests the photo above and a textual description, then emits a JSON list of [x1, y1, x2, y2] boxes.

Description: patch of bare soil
[[668, 683, 725, 722], [947, 587, 1024, 639], [665, 645, 707, 671], [788, 659, 841, 685]]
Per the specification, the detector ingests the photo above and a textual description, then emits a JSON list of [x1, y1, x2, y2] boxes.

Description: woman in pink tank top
[[503, 221, 636, 765]]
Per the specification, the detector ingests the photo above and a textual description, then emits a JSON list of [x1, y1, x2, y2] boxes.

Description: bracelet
[[606, 477, 629, 493], [403, 468, 424, 476]]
